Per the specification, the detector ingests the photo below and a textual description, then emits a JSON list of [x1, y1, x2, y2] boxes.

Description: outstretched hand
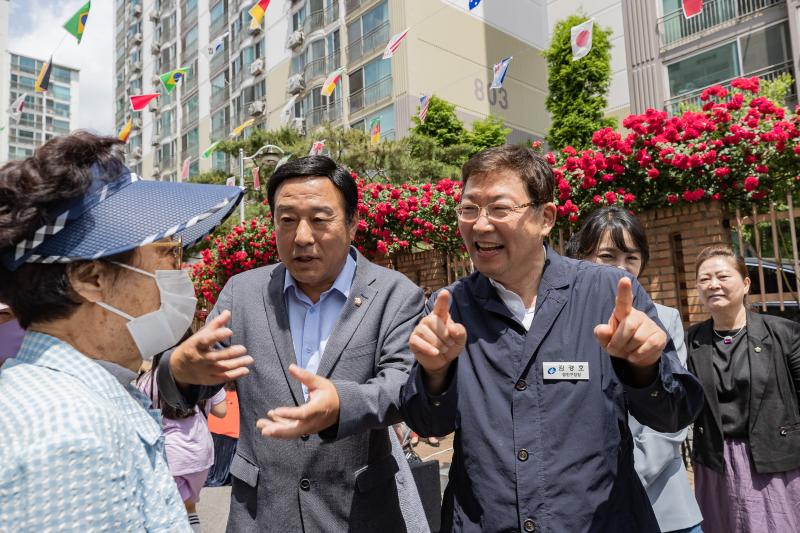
[[594, 277, 666, 383], [170, 310, 253, 385], [408, 290, 467, 394], [256, 364, 341, 439]]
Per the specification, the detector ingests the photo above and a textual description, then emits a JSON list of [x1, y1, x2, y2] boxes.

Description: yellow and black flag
[[35, 57, 53, 93]]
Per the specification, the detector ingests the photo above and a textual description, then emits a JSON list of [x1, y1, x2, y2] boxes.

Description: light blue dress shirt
[[0, 332, 191, 532], [284, 252, 357, 398]]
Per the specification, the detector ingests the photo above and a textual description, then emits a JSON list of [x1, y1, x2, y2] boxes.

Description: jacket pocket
[[353, 453, 399, 493], [779, 422, 800, 437], [340, 340, 378, 361], [230, 452, 260, 488]]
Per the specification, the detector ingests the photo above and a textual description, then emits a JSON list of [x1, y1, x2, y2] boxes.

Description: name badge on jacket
[[542, 362, 589, 380]]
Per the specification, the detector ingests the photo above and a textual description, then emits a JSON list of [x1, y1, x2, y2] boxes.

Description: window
[[212, 108, 229, 139], [182, 93, 199, 122], [210, 1, 225, 24], [185, 0, 197, 13], [52, 67, 72, 84], [18, 76, 35, 89], [212, 151, 228, 171], [292, 6, 306, 32], [364, 56, 391, 86], [182, 127, 199, 154], [243, 45, 256, 66], [160, 109, 174, 136], [361, 1, 388, 35], [211, 72, 227, 97], [740, 21, 790, 74], [19, 56, 36, 73], [131, 78, 142, 92], [51, 84, 71, 101], [183, 24, 198, 54], [48, 100, 70, 117], [667, 42, 738, 96]]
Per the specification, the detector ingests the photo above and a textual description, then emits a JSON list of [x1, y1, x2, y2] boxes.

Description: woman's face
[[588, 230, 643, 277], [696, 256, 750, 314]]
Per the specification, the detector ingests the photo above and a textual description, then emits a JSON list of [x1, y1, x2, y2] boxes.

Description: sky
[[10, 0, 115, 135]]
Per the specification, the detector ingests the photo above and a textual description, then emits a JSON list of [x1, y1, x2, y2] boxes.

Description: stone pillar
[[638, 201, 732, 325]]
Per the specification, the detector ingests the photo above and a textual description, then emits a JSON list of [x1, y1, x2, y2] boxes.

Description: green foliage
[[543, 15, 616, 150], [761, 73, 794, 107], [467, 115, 513, 154], [409, 96, 467, 148]]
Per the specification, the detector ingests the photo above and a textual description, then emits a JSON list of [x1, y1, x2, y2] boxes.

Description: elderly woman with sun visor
[[0, 132, 252, 531]]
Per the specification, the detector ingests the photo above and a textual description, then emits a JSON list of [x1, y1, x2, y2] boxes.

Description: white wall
[[440, 0, 550, 50]]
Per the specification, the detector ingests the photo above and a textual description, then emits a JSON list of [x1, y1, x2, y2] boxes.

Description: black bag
[[407, 455, 442, 533]]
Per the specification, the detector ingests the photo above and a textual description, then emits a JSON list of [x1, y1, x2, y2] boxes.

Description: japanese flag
[[682, 0, 703, 18], [570, 19, 593, 61]]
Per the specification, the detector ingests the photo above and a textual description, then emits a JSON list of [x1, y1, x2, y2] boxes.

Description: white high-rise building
[[3, 51, 80, 161], [114, 0, 554, 181]]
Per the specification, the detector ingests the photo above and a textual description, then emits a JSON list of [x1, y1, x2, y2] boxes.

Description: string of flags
[[469, 0, 481, 10], [160, 67, 189, 94], [418, 95, 430, 124], [490, 57, 512, 89], [64, 1, 91, 44], [130, 93, 159, 111], [370, 117, 381, 146], [231, 118, 256, 137], [249, 0, 271, 31], [281, 95, 298, 125], [206, 33, 228, 58], [202, 140, 222, 159], [309, 140, 326, 156], [118, 118, 133, 142], [35, 57, 53, 93], [180, 157, 191, 182]]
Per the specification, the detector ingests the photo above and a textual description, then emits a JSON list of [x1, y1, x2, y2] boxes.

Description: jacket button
[[299, 478, 311, 491], [698, 426, 704, 434], [523, 518, 537, 532], [517, 449, 529, 461], [755, 346, 762, 353], [515, 379, 527, 391], [781, 429, 788, 436]]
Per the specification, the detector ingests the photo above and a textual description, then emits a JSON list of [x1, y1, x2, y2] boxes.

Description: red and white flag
[[419, 94, 430, 124], [309, 140, 325, 156], [383, 28, 410, 59], [252, 166, 261, 190], [570, 19, 593, 61], [9, 94, 26, 123], [682, 0, 703, 18], [180, 157, 191, 182]]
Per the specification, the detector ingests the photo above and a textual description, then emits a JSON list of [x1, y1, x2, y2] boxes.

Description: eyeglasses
[[145, 236, 184, 269], [455, 202, 537, 222]]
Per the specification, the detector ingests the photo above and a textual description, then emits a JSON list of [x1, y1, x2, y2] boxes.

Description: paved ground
[[196, 434, 454, 533]]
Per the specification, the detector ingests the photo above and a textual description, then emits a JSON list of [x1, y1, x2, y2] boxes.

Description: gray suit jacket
[[628, 303, 702, 532], [159, 249, 429, 532]]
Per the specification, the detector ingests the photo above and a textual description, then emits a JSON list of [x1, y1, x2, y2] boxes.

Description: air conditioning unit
[[132, 117, 143, 128], [287, 73, 305, 95], [151, 42, 161, 55], [287, 30, 304, 49], [152, 166, 161, 177], [151, 75, 161, 86], [149, 10, 161, 22], [149, 102, 160, 113], [249, 58, 264, 76], [133, 4, 142, 16], [131, 148, 143, 159], [133, 32, 143, 44], [151, 136, 161, 146], [248, 100, 266, 116], [131, 61, 142, 72], [291, 117, 306, 133], [249, 23, 263, 36]]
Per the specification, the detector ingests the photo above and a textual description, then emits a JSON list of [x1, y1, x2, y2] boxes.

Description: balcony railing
[[327, 50, 342, 72], [181, 6, 198, 31], [657, 0, 784, 48], [210, 14, 229, 39], [210, 49, 229, 74], [325, 2, 340, 24], [304, 57, 327, 82], [346, 20, 390, 64], [305, 9, 325, 34], [161, 24, 176, 42], [665, 61, 795, 114], [305, 102, 343, 129], [349, 75, 392, 113], [211, 87, 230, 110]]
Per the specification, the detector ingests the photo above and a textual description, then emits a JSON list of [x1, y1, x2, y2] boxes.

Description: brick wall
[[392, 249, 450, 293], [638, 201, 731, 325]]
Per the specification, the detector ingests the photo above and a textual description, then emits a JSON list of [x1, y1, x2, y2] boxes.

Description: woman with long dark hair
[[566, 206, 703, 533]]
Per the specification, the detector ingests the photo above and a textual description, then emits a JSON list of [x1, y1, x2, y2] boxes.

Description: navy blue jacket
[[400, 248, 704, 532]]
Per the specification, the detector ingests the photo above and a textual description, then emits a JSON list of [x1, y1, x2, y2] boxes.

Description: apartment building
[[622, 0, 800, 114], [3, 51, 80, 161], [114, 0, 551, 181]]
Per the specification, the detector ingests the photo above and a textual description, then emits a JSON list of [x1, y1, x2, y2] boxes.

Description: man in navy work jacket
[[400, 145, 704, 533]]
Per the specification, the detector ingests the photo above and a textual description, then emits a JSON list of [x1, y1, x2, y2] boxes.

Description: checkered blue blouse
[[0, 331, 191, 532]]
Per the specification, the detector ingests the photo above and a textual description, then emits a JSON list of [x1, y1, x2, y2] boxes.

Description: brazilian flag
[[159, 67, 189, 94], [64, 1, 91, 44]]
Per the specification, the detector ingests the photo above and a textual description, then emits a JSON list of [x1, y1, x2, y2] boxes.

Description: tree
[[467, 115, 512, 154], [409, 96, 467, 148], [543, 15, 616, 150]]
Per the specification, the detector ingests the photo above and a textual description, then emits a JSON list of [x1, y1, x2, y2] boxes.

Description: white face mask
[[96, 263, 197, 361]]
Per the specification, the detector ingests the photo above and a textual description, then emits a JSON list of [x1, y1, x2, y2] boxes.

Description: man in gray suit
[[157, 156, 428, 532]]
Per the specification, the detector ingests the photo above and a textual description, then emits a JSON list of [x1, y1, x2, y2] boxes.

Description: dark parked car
[[745, 257, 800, 322]]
